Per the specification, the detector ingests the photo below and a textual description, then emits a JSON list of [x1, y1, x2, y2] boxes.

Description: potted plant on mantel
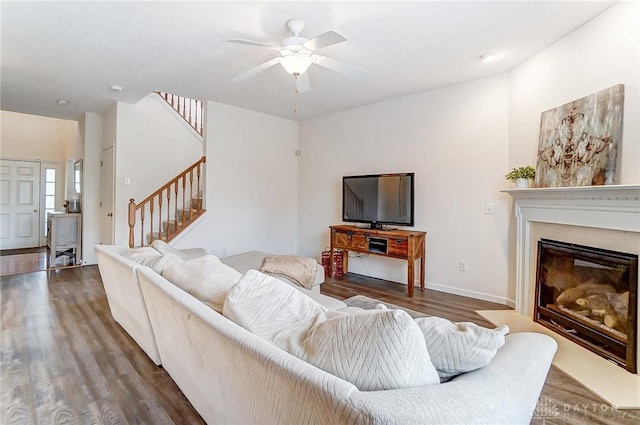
[[505, 166, 536, 188]]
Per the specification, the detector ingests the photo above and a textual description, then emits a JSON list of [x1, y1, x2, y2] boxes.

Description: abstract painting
[[535, 84, 624, 187]]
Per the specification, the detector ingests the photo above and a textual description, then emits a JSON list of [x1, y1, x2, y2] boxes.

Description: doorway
[[0, 159, 41, 249], [99, 147, 114, 245]]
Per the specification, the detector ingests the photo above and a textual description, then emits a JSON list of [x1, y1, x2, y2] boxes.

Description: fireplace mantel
[[503, 184, 640, 314], [503, 184, 640, 201]]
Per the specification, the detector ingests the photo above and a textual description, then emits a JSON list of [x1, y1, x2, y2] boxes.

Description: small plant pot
[[515, 178, 529, 188]]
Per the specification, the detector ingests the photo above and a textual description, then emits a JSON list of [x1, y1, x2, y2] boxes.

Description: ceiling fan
[[229, 18, 366, 93]]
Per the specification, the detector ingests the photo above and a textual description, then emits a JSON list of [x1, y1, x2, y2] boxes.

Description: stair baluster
[[156, 92, 203, 136], [128, 156, 206, 248]]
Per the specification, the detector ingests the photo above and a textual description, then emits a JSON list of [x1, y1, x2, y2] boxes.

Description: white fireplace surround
[[483, 185, 640, 407], [504, 184, 640, 316]]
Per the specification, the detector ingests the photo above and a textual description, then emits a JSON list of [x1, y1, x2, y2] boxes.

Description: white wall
[[506, 1, 639, 302], [1, 110, 82, 245], [175, 101, 299, 257], [297, 1, 638, 305], [508, 1, 639, 183], [0, 110, 81, 204], [78, 112, 102, 265], [112, 94, 204, 245], [0, 110, 78, 163], [298, 74, 511, 304]]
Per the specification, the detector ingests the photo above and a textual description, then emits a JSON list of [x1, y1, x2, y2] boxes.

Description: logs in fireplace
[[534, 239, 638, 373]]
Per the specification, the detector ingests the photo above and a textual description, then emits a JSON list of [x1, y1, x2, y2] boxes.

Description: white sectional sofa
[[95, 244, 207, 364], [94, 244, 342, 365], [96, 244, 558, 424]]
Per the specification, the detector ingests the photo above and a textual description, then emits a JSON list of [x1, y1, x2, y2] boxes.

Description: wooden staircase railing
[[156, 91, 203, 136], [128, 156, 206, 248]]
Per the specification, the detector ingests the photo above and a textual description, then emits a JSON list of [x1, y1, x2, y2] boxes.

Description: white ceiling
[[1, 1, 616, 122]]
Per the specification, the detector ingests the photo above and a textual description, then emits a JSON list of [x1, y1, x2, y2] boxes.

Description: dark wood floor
[[322, 273, 512, 326], [1, 266, 204, 425], [0, 248, 77, 277], [2, 265, 638, 424]]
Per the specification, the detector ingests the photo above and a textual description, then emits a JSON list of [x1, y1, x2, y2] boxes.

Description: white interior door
[[99, 147, 114, 245], [0, 159, 41, 249]]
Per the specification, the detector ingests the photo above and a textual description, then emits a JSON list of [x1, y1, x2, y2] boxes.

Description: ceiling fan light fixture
[[280, 54, 313, 78], [479, 51, 506, 63]]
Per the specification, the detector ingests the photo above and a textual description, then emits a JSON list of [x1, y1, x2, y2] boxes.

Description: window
[[44, 168, 56, 235], [74, 160, 82, 195]]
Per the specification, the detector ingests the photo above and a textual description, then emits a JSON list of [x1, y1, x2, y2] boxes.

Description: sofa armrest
[[94, 244, 162, 364], [349, 332, 557, 424]]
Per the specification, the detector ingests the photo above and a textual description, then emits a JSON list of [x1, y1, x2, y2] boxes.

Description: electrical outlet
[[484, 203, 494, 215], [458, 260, 467, 272]]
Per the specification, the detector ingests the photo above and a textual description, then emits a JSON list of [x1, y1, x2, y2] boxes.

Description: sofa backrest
[[135, 266, 373, 425], [136, 262, 558, 425]]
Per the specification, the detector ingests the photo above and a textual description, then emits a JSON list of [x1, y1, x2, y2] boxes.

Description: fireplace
[[534, 239, 638, 372], [499, 185, 640, 407]]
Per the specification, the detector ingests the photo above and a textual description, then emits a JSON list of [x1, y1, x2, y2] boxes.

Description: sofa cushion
[[414, 316, 509, 380], [122, 247, 184, 274], [223, 270, 439, 391], [151, 239, 189, 261], [223, 270, 327, 353], [304, 309, 440, 390], [149, 240, 207, 260], [163, 255, 241, 313]]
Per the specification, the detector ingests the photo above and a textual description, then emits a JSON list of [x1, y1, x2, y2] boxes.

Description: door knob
[[33, 209, 38, 213], [107, 213, 113, 217]]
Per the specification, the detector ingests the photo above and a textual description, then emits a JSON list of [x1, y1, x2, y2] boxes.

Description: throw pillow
[[260, 255, 318, 289], [223, 270, 327, 354], [151, 239, 189, 261], [303, 309, 440, 391], [414, 316, 509, 380], [123, 247, 184, 274], [123, 246, 161, 263], [163, 255, 241, 313]]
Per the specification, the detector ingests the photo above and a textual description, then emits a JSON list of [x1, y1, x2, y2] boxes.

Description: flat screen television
[[342, 173, 415, 229]]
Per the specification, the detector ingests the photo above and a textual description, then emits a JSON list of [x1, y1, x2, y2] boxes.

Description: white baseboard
[[346, 267, 512, 307], [424, 281, 511, 306]]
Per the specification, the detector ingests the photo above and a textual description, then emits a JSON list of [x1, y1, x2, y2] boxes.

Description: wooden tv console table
[[329, 225, 426, 297]]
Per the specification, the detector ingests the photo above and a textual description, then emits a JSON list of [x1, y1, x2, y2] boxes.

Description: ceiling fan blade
[[228, 39, 282, 50], [303, 31, 346, 51], [295, 73, 311, 94], [314, 55, 367, 79], [232, 57, 281, 81]]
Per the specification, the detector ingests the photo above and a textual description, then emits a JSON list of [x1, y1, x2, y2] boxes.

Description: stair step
[[177, 208, 199, 221], [162, 220, 184, 233], [191, 197, 203, 210]]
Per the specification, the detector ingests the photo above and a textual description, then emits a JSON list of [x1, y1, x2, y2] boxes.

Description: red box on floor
[[321, 249, 344, 278]]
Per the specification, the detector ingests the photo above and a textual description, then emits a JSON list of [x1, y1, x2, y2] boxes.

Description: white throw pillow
[[224, 271, 439, 391], [303, 309, 440, 391], [123, 246, 161, 263], [223, 270, 327, 354], [415, 316, 509, 380], [151, 239, 189, 261], [163, 255, 241, 313], [123, 247, 183, 274]]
